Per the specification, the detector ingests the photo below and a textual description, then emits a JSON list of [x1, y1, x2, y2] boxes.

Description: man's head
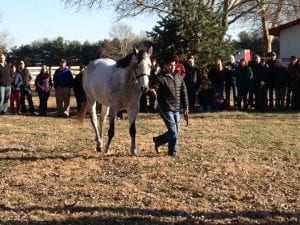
[[290, 55, 297, 64], [271, 52, 277, 59], [0, 53, 6, 64], [19, 60, 25, 69], [239, 58, 246, 67], [187, 54, 195, 67], [60, 59, 67, 68], [79, 64, 85, 72], [253, 54, 261, 64], [163, 55, 176, 74]]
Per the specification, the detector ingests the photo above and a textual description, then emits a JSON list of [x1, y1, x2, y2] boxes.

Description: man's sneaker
[[168, 151, 176, 157], [152, 137, 159, 154]]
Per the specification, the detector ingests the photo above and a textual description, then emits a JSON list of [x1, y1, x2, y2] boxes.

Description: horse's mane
[[116, 53, 134, 68], [137, 50, 147, 63], [116, 50, 148, 69]]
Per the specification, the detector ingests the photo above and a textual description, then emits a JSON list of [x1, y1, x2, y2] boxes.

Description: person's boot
[[16, 106, 21, 115]]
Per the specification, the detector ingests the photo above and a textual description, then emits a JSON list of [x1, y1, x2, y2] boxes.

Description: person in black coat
[[149, 54, 189, 157], [273, 59, 289, 111], [73, 65, 86, 112], [184, 54, 201, 111], [250, 55, 270, 111], [223, 55, 238, 109]]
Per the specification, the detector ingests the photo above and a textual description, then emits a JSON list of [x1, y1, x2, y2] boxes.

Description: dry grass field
[[0, 95, 299, 225]]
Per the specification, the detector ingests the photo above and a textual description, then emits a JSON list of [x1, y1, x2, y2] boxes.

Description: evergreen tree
[[148, 0, 233, 70]]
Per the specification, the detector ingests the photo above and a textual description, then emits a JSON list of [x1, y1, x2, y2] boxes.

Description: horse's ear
[[147, 46, 153, 56], [133, 46, 138, 55]]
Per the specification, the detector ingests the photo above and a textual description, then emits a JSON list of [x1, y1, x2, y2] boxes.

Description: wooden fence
[[27, 66, 81, 84]]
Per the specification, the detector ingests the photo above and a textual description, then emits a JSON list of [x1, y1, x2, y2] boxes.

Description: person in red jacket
[[174, 54, 186, 78]]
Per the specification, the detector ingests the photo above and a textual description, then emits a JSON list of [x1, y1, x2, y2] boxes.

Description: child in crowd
[[10, 65, 23, 114]]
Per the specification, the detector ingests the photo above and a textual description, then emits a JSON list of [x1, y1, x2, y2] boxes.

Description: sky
[[0, 0, 239, 49], [0, 0, 159, 48]]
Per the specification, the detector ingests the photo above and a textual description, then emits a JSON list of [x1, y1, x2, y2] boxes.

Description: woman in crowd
[[208, 58, 225, 110], [10, 64, 23, 114], [235, 58, 253, 111], [35, 64, 52, 116]]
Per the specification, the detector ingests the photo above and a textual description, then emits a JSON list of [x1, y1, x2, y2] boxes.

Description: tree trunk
[[261, 14, 273, 55]]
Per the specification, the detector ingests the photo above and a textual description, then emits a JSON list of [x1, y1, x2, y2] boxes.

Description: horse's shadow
[[0, 147, 100, 162], [0, 147, 160, 162], [0, 205, 298, 225]]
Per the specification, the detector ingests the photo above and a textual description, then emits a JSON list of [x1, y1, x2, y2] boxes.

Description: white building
[[269, 18, 300, 59]]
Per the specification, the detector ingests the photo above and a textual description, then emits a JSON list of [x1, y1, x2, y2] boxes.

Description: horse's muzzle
[[142, 86, 149, 94]]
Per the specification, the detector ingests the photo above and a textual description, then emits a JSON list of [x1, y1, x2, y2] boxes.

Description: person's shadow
[[0, 205, 298, 225]]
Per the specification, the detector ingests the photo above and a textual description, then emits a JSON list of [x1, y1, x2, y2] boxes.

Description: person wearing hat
[[53, 59, 73, 117]]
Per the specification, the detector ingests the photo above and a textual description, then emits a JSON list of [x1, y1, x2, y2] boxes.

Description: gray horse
[[78, 47, 153, 155]]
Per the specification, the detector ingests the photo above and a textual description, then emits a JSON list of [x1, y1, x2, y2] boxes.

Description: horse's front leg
[[128, 109, 138, 156], [101, 106, 113, 154]]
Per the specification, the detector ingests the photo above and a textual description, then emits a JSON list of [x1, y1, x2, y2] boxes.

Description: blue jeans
[[0, 86, 11, 113], [156, 111, 180, 155]]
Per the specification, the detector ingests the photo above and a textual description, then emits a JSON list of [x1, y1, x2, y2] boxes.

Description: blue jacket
[[53, 67, 73, 88]]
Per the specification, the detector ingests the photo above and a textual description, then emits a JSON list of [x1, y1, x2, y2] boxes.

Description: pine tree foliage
[[148, 0, 233, 69]]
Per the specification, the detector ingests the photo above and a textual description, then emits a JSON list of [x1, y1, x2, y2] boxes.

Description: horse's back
[[83, 58, 118, 105], [86, 58, 115, 75], [84, 58, 115, 84]]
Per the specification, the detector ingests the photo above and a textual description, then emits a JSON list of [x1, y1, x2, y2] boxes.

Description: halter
[[132, 62, 150, 82]]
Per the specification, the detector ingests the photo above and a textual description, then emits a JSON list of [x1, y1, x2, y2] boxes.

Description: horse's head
[[133, 46, 153, 93]]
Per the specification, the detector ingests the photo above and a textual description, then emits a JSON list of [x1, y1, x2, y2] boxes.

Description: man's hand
[[148, 88, 157, 97], [183, 109, 189, 126]]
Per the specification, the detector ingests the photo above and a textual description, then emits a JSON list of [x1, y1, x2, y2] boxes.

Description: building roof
[[269, 18, 300, 36]]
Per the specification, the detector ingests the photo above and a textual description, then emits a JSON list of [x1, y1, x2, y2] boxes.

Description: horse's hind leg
[[89, 102, 102, 152], [104, 108, 116, 154], [96, 105, 110, 153]]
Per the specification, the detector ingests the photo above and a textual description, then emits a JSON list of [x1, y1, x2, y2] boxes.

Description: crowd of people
[[1, 51, 300, 118], [0, 54, 85, 117], [1, 51, 299, 157], [142, 52, 300, 113]]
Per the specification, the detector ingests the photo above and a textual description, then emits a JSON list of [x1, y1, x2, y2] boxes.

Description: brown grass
[[0, 96, 299, 225]]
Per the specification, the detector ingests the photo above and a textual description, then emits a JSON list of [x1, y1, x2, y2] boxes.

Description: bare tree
[[102, 22, 147, 59], [62, 0, 171, 18], [0, 15, 13, 52], [230, 0, 300, 54], [108, 22, 136, 57], [62, 0, 300, 54]]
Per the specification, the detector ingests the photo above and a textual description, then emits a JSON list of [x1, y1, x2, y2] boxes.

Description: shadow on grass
[[0, 148, 95, 162], [0, 148, 159, 162], [0, 205, 298, 225]]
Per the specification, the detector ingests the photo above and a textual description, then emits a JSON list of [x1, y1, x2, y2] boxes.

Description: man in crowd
[[53, 59, 73, 117], [18, 60, 36, 115], [0, 53, 11, 115]]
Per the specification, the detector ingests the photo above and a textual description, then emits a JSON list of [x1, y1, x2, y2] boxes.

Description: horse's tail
[[77, 100, 88, 124]]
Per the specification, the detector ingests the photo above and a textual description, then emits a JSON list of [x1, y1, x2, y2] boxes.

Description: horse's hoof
[[96, 146, 101, 152], [131, 150, 138, 156], [104, 150, 112, 156]]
